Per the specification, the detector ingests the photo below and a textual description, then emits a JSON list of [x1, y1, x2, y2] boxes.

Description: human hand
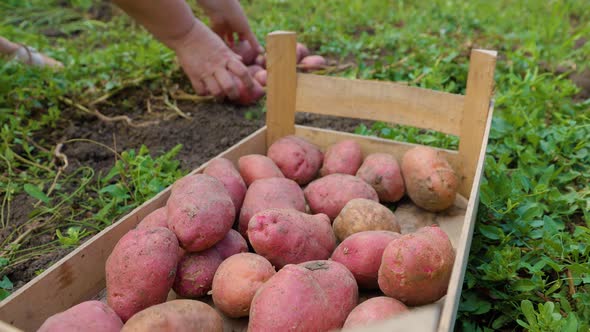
[[171, 18, 254, 99], [197, 0, 263, 54]]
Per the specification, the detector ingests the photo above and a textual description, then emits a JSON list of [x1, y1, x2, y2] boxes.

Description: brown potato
[[332, 198, 400, 241]]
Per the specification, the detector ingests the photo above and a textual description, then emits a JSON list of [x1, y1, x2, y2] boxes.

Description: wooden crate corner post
[[265, 31, 298, 146], [458, 49, 497, 198]]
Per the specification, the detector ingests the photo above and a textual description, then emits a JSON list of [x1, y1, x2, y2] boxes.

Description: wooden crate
[[0, 31, 496, 332]]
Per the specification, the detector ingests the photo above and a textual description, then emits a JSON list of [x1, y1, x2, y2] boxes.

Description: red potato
[[238, 177, 306, 238], [166, 174, 235, 252], [401, 146, 458, 212], [106, 227, 180, 322], [296, 42, 310, 63], [255, 54, 266, 68], [211, 253, 276, 318], [234, 77, 265, 106], [298, 260, 359, 329], [331, 231, 401, 289], [121, 299, 223, 332], [248, 209, 336, 268], [357, 153, 405, 202], [214, 229, 248, 259], [304, 173, 379, 220], [238, 154, 284, 186], [37, 300, 123, 332], [203, 157, 247, 214], [232, 40, 258, 65], [342, 297, 409, 329], [136, 206, 167, 229], [378, 225, 455, 306], [267, 135, 323, 185], [299, 55, 327, 72], [254, 69, 267, 86], [320, 139, 363, 176], [248, 264, 335, 332], [173, 247, 223, 298]]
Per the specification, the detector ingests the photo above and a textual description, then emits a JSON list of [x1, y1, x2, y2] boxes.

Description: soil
[[2, 78, 372, 291]]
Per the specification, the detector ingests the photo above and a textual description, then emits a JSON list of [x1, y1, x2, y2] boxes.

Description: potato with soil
[[378, 225, 455, 306], [238, 154, 284, 186], [37, 300, 123, 332], [267, 135, 323, 185], [304, 174, 378, 220], [106, 227, 180, 322], [356, 153, 405, 202], [332, 198, 400, 241], [203, 157, 247, 214], [298, 260, 359, 328], [320, 139, 363, 176], [401, 146, 458, 212], [166, 174, 235, 252], [136, 206, 167, 229], [173, 247, 223, 298], [238, 177, 306, 237], [121, 299, 223, 332], [342, 297, 409, 329], [248, 209, 336, 268], [211, 253, 276, 318], [331, 231, 401, 289], [214, 228, 248, 259], [249, 261, 357, 332]]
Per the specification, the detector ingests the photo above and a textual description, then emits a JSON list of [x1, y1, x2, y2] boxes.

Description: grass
[[1, 0, 589, 330]]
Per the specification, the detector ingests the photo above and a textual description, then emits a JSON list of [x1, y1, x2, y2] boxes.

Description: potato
[[356, 153, 405, 202], [331, 231, 400, 289], [173, 247, 223, 298], [298, 260, 359, 328], [248, 64, 264, 77], [304, 174, 378, 220], [299, 55, 327, 72], [248, 264, 335, 331], [248, 209, 336, 268], [332, 198, 400, 241], [378, 225, 455, 306], [136, 206, 167, 229], [238, 154, 284, 186], [121, 299, 223, 332], [254, 69, 267, 86], [342, 297, 409, 329], [214, 229, 248, 259], [203, 157, 247, 214], [235, 78, 265, 106], [296, 42, 310, 63], [320, 139, 363, 176], [238, 177, 306, 237], [401, 146, 458, 212], [37, 300, 123, 332], [267, 135, 323, 185], [211, 253, 276, 318], [167, 174, 235, 252], [106, 227, 180, 321], [232, 40, 257, 65], [255, 54, 266, 68]]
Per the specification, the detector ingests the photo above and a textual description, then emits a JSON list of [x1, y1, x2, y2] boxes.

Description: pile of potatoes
[[231, 41, 327, 105], [37, 136, 459, 332]]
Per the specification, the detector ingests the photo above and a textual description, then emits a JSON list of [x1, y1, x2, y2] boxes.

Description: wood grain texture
[[457, 49, 497, 197], [265, 31, 297, 145], [296, 74, 465, 135], [0, 127, 267, 332]]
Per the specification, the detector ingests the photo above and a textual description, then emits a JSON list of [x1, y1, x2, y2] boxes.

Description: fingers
[[243, 32, 264, 54], [214, 69, 239, 100], [227, 57, 254, 89], [192, 79, 207, 96], [203, 76, 223, 98]]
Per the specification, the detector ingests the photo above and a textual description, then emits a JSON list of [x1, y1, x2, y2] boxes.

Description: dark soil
[[3, 81, 371, 291]]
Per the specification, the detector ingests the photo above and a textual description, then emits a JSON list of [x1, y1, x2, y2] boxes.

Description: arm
[[111, 0, 254, 99]]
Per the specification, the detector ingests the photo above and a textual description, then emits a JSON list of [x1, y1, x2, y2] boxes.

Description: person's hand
[[197, 0, 263, 53], [170, 18, 254, 99]]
